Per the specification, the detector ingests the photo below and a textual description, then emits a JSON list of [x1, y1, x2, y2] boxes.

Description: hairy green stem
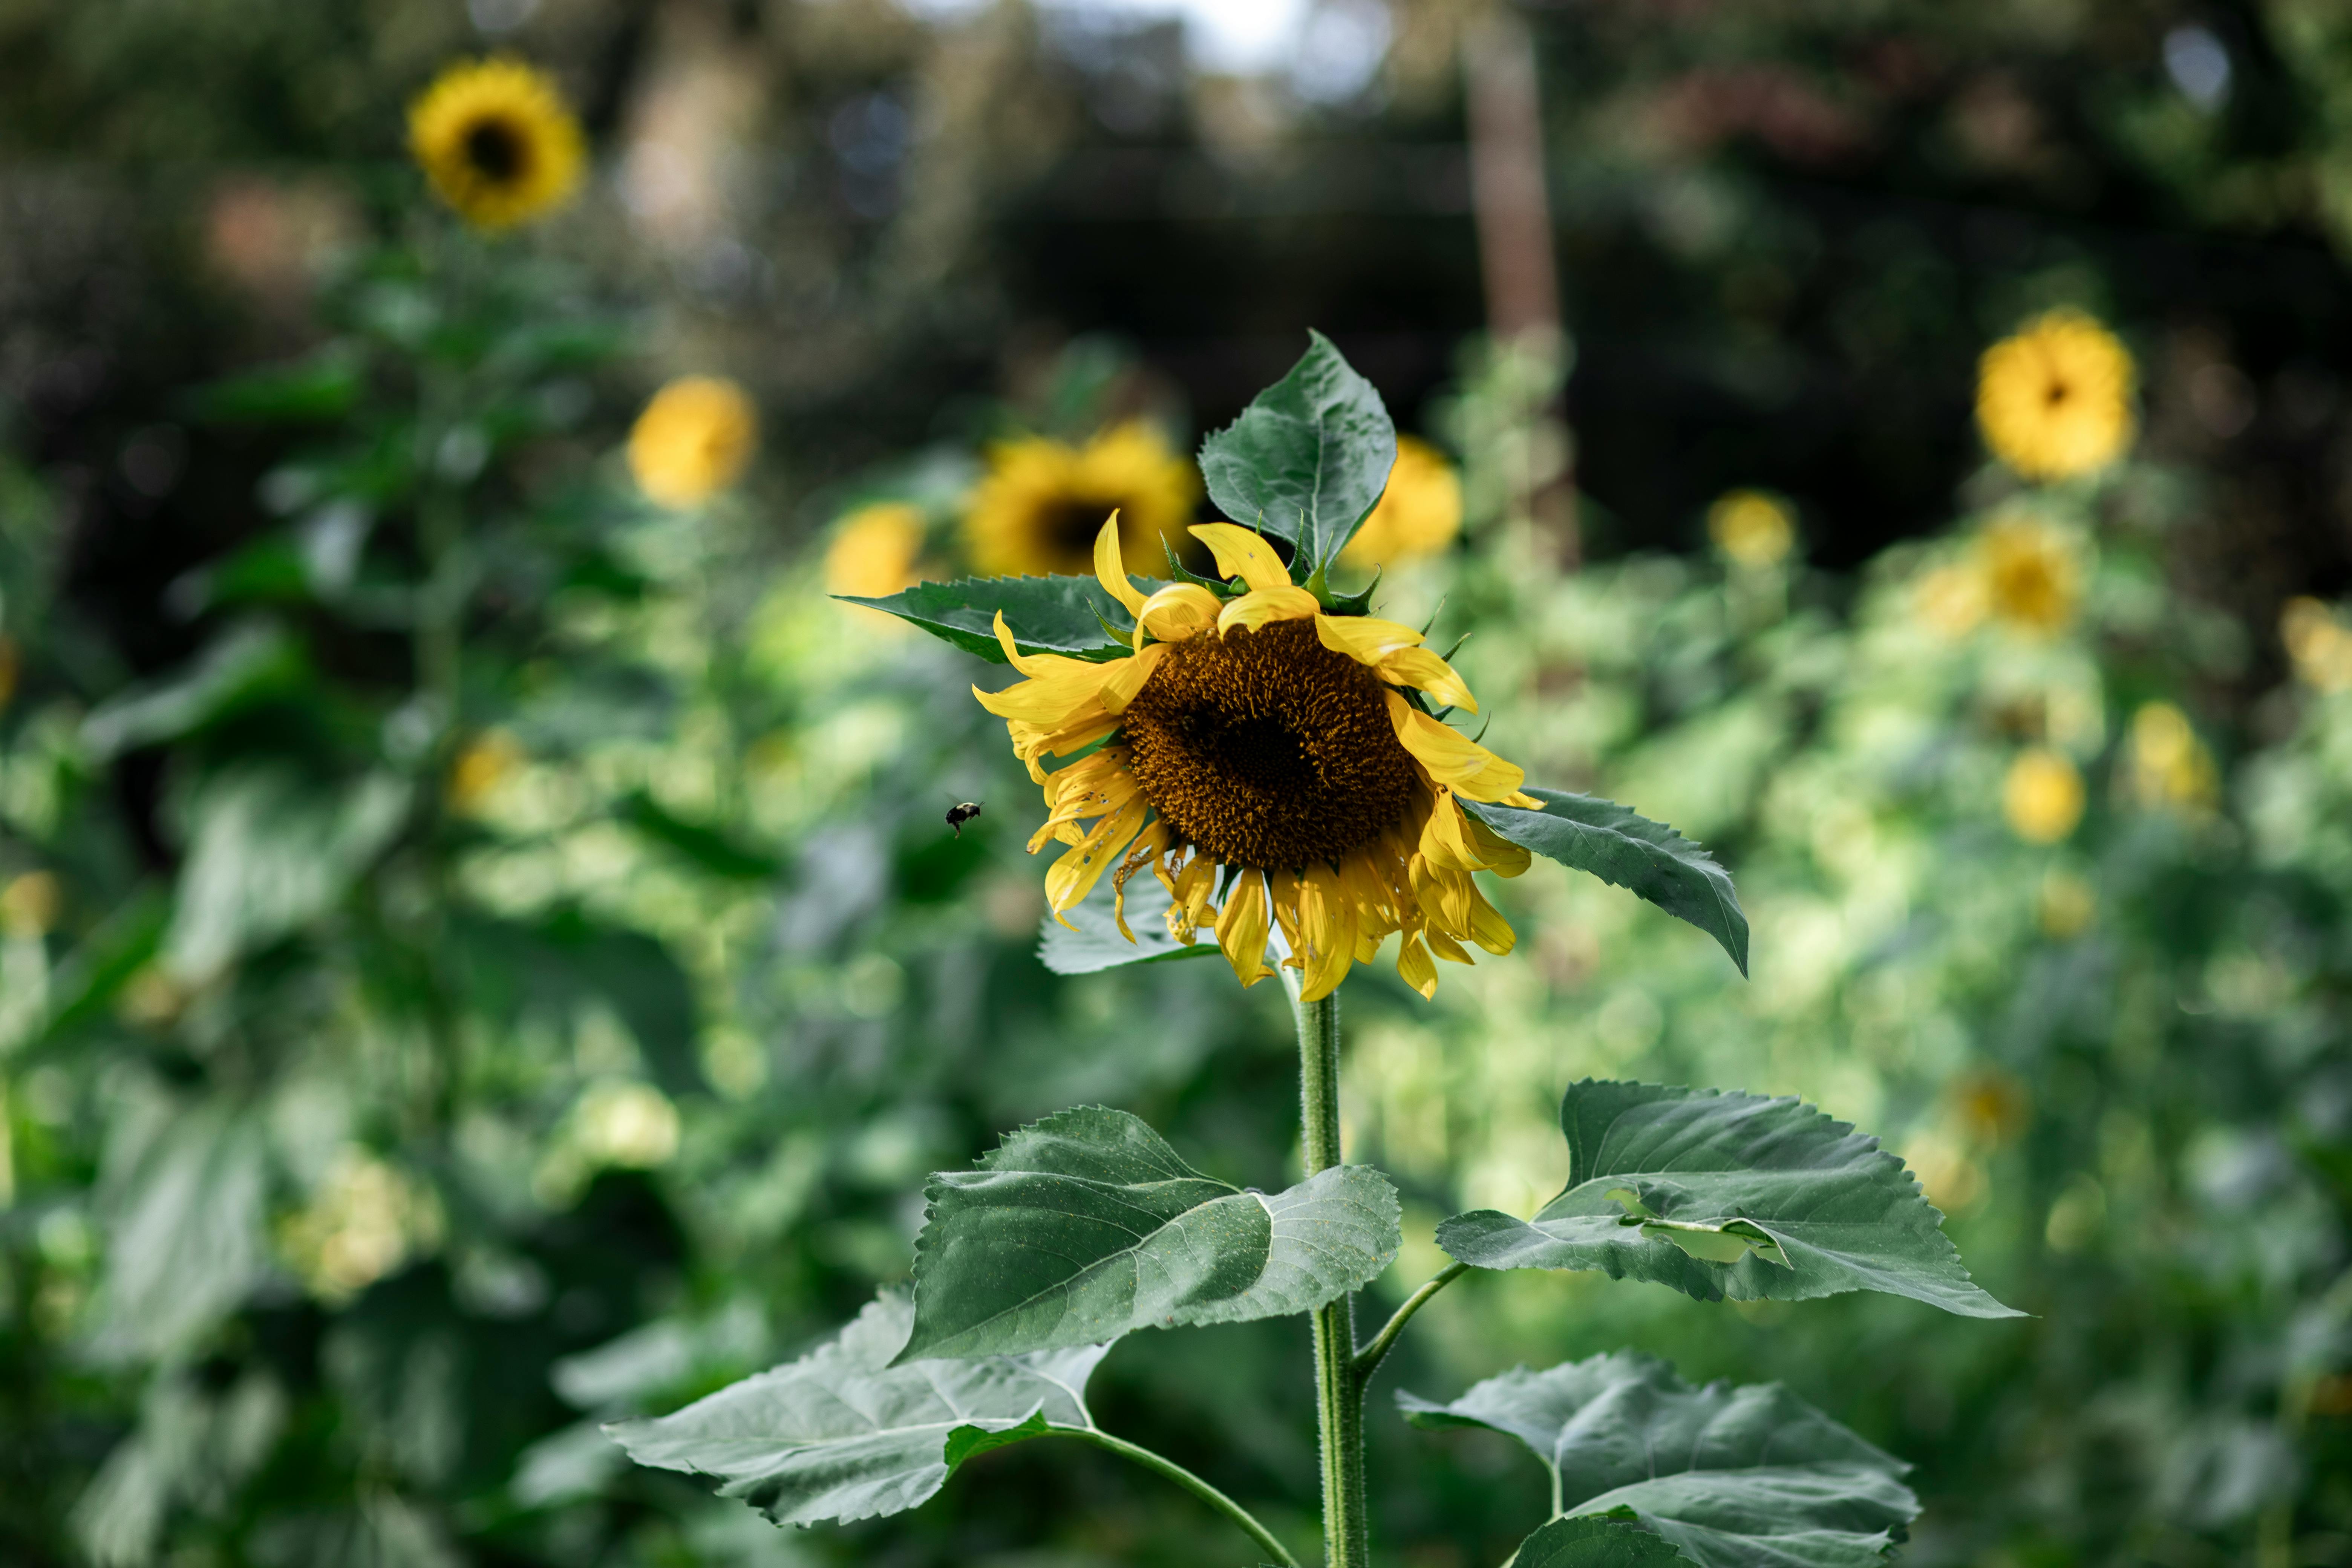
[[1353, 1262, 1468, 1386], [1291, 985, 1369, 1568], [1055, 1426, 1302, 1568]]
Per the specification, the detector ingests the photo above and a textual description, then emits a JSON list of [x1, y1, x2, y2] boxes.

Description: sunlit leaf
[[841, 575, 1144, 664], [1436, 1081, 2018, 1318], [899, 1106, 1400, 1360], [606, 1293, 1105, 1527], [164, 766, 410, 981], [1197, 331, 1396, 571], [1461, 788, 1748, 975], [1402, 1352, 1917, 1568]]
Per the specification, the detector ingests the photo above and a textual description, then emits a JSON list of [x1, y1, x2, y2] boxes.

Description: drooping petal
[[1387, 691, 1528, 802], [1293, 863, 1356, 1002], [1464, 884, 1516, 955], [1216, 869, 1274, 986], [1374, 646, 1476, 713], [1396, 932, 1439, 998], [1314, 615, 1426, 663], [1191, 522, 1294, 594], [1460, 806, 1532, 876], [1217, 585, 1322, 635], [1425, 927, 1474, 965], [1111, 820, 1170, 942], [1043, 795, 1148, 925], [1137, 583, 1222, 645], [1092, 514, 1148, 617], [989, 609, 1109, 682]]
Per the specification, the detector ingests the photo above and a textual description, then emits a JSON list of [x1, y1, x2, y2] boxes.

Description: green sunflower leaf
[[1198, 330, 1396, 572], [1404, 1352, 1916, 1568], [1037, 861, 1219, 974], [839, 574, 1143, 664], [1461, 787, 1749, 976], [1435, 1081, 2020, 1319], [898, 1106, 1401, 1361], [605, 1293, 1105, 1527]]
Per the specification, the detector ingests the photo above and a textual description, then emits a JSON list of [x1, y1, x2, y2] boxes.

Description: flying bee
[[945, 800, 983, 838]]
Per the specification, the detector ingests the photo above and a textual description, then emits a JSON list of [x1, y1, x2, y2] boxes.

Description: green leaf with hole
[[1197, 331, 1396, 571], [605, 1293, 1106, 1527], [1037, 860, 1218, 974], [1435, 1081, 2018, 1318], [841, 575, 1144, 663], [1462, 787, 1748, 975], [899, 1106, 1400, 1361], [1402, 1352, 1917, 1568]]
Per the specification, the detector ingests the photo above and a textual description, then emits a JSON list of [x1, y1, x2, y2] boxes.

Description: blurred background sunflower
[[963, 422, 1200, 576]]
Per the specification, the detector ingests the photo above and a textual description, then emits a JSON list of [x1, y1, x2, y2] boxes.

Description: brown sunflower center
[[463, 116, 532, 185], [1121, 617, 1418, 871], [2045, 378, 2071, 406]]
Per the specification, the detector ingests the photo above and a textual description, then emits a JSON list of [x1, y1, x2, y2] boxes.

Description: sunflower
[[629, 376, 760, 509], [964, 423, 1199, 577], [408, 57, 585, 231], [975, 518, 1537, 1002], [1339, 436, 1462, 570], [825, 503, 930, 599], [1976, 309, 2136, 482], [2002, 748, 2084, 844], [1975, 511, 2080, 634]]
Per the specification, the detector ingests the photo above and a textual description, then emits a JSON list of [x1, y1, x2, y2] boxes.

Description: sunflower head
[[409, 57, 585, 231], [826, 503, 931, 600], [629, 376, 759, 509], [963, 423, 1199, 577], [857, 334, 1752, 1000], [2003, 747, 2084, 844], [1975, 511, 2081, 635], [1976, 309, 2136, 482], [1339, 436, 1461, 570]]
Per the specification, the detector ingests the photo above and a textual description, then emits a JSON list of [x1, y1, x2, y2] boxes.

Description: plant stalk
[[1057, 1427, 1302, 1568], [1292, 987, 1369, 1568]]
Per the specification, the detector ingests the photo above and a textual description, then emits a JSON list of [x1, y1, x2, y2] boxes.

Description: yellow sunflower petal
[[1043, 797, 1148, 926], [1396, 933, 1439, 998], [1375, 646, 1476, 713], [1387, 692, 1527, 802], [1314, 615, 1426, 663], [1099, 641, 1168, 712], [1138, 583, 1222, 645], [1465, 885, 1516, 955], [1217, 585, 1322, 635], [1461, 807, 1532, 876], [1191, 522, 1294, 594], [1216, 870, 1274, 986], [1093, 514, 1149, 618], [1112, 821, 1170, 943], [1425, 927, 1474, 965], [1294, 864, 1357, 1003]]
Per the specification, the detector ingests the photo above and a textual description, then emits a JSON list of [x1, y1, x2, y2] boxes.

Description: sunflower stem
[[1290, 983, 1369, 1568]]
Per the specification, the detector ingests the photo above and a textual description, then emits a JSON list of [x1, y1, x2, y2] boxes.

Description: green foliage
[[1403, 1353, 1917, 1568], [1436, 1082, 2016, 1318], [608, 1294, 1103, 1527], [1196, 331, 1396, 573], [842, 574, 1143, 663], [1465, 789, 1749, 975], [901, 1107, 1401, 1359]]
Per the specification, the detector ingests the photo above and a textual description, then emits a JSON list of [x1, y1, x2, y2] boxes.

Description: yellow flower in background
[[825, 503, 930, 599], [1976, 309, 2136, 482], [974, 519, 1536, 1003], [447, 729, 524, 814], [2126, 702, 2218, 813], [1977, 512, 2081, 635], [574, 1080, 680, 1169], [2282, 596, 2352, 690], [408, 58, 585, 231], [1916, 563, 1988, 638], [0, 870, 60, 938], [1707, 489, 1796, 570], [1340, 437, 1462, 570], [629, 376, 759, 509], [964, 423, 1199, 578], [2003, 748, 2084, 843], [280, 1150, 442, 1302]]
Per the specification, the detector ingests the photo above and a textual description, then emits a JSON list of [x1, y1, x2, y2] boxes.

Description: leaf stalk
[[1051, 1426, 1302, 1568]]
